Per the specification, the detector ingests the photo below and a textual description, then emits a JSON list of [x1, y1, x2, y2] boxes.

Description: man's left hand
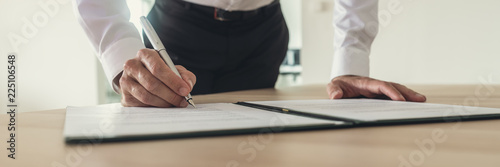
[[326, 75, 426, 102]]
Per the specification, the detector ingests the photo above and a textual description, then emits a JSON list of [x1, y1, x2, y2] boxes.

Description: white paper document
[[64, 99, 500, 142], [250, 99, 500, 122], [64, 103, 342, 141]]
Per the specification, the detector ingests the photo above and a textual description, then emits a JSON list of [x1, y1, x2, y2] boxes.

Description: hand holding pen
[[117, 17, 197, 108]]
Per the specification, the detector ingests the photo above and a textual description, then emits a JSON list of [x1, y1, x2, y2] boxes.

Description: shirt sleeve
[[73, 0, 145, 92], [331, 0, 379, 79]]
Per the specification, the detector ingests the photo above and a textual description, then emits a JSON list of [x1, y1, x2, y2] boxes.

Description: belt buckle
[[214, 8, 228, 21]]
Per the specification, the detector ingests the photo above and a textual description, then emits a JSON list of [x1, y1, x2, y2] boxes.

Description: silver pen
[[140, 16, 196, 108]]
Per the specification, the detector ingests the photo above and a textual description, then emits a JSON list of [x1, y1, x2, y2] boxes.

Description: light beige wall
[[301, 0, 335, 85], [0, 0, 99, 112], [301, 0, 500, 85], [372, 0, 500, 84], [281, 0, 303, 49]]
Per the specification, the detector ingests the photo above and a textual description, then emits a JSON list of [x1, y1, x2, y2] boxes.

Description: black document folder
[[64, 99, 500, 143]]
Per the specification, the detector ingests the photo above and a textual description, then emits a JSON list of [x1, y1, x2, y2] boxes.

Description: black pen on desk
[[140, 16, 196, 108]]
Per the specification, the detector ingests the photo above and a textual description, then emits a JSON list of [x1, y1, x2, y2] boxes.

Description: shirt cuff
[[99, 37, 145, 93], [330, 47, 370, 80]]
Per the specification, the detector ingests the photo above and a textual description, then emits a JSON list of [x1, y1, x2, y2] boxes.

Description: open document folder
[[64, 99, 500, 143]]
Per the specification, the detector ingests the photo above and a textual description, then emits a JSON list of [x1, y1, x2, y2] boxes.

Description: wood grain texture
[[1, 84, 500, 167]]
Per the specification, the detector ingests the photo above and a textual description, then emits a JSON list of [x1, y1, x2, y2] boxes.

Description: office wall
[[301, 0, 500, 85], [0, 0, 99, 112], [301, 0, 335, 85], [281, 0, 303, 49]]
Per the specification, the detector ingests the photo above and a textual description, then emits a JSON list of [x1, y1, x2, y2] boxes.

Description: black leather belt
[[213, 8, 260, 21], [181, 0, 279, 22]]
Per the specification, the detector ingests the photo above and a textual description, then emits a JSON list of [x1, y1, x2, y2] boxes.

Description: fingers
[[118, 48, 196, 108], [122, 58, 187, 107], [328, 76, 403, 100], [176, 65, 196, 90], [391, 83, 427, 102], [371, 81, 406, 101], [121, 90, 149, 107], [137, 49, 191, 96], [326, 75, 427, 102], [326, 82, 344, 99], [119, 70, 177, 108]]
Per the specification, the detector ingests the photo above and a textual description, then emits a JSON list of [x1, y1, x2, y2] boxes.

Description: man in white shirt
[[74, 0, 426, 108]]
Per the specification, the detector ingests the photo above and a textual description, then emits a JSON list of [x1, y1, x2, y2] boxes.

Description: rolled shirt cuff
[[330, 47, 370, 80], [99, 37, 145, 93]]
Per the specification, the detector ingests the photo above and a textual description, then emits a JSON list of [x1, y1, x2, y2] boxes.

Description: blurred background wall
[[0, 0, 98, 112]]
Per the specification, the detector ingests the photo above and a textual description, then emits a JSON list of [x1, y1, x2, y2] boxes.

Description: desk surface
[[2, 84, 500, 167]]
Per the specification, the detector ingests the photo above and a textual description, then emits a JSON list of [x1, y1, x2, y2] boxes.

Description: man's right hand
[[117, 48, 196, 108]]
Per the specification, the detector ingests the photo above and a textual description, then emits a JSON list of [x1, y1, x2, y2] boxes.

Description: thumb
[[327, 83, 344, 99], [176, 65, 196, 90]]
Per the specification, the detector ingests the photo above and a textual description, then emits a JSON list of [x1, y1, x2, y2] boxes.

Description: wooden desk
[[2, 85, 500, 167]]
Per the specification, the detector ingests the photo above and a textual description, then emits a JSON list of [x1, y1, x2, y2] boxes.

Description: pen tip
[[187, 99, 196, 108]]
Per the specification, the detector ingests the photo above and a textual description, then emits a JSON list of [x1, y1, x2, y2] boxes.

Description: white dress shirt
[[332, 0, 378, 79], [73, 0, 378, 91]]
